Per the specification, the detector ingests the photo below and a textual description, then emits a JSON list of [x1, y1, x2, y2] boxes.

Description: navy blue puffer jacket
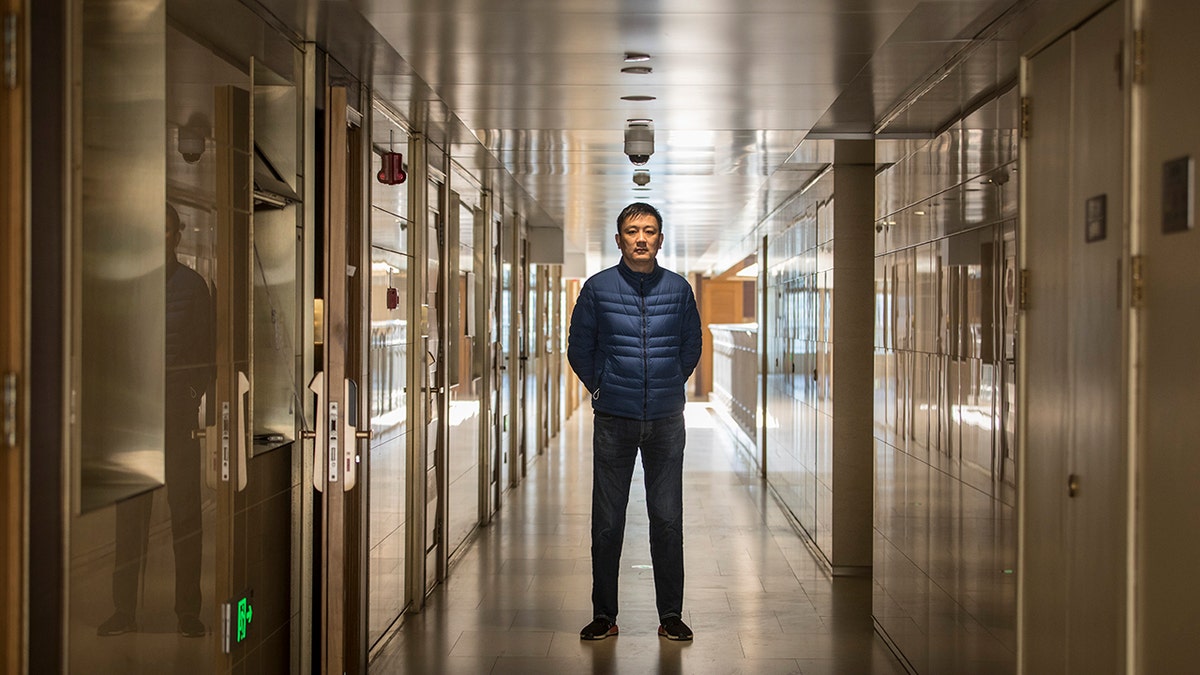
[[567, 259, 702, 420]]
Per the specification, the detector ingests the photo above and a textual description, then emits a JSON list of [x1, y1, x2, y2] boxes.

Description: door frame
[[2, 1, 27, 670], [312, 82, 370, 673], [405, 133, 457, 609]]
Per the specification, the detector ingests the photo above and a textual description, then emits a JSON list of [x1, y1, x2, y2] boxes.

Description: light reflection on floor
[[370, 402, 906, 674]]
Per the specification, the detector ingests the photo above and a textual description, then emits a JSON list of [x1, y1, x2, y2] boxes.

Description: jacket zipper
[[641, 277, 648, 417]]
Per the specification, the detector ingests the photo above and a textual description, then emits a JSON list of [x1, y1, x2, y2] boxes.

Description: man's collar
[[617, 257, 662, 280]]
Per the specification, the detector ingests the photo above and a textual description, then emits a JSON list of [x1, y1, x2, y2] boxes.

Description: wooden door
[[2, 1, 26, 670], [698, 279, 751, 395], [311, 84, 368, 673]]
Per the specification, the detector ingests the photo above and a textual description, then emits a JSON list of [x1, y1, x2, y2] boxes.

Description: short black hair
[[166, 203, 184, 231], [616, 202, 662, 231]]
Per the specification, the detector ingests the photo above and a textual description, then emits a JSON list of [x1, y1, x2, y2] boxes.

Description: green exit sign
[[223, 591, 254, 653], [237, 595, 254, 643]]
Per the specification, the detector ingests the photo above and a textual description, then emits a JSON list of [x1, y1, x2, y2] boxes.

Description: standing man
[[568, 202, 702, 642]]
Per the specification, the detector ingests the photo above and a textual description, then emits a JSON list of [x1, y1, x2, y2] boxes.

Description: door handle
[[305, 372, 367, 492], [308, 371, 327, 492], [194, 383, 243, 491], [199, 392, 220, 490], [342, 378, 359, 491], [236, 371, 250, 492], [423, 345, 436, 425]]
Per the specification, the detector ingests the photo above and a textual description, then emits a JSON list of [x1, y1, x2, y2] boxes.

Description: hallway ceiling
[[259, 0, 1038, 275]]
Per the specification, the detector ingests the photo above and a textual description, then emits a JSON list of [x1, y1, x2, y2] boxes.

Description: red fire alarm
[[377, 152, 406, 185]]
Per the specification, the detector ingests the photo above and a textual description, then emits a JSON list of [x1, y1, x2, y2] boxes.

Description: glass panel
[[425, 197, 442, 591], [447, 200, 480, 557], [367, 105, 411, 646], [499, 261, 512, 489], [250, 73, 299, 452], [370, 102, 409, 255], [368, 246, 409, 646], [71, 17, 235, 671], [524, 262, 538, 460]]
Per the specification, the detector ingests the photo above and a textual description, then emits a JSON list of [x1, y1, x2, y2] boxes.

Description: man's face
[[615, 213, 663, 268]]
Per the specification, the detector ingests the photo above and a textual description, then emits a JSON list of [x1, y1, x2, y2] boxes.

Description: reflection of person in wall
[[98, 204, 214, 638]]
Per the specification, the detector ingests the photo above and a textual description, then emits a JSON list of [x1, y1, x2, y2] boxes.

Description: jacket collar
[[617, 257, 663, 285]]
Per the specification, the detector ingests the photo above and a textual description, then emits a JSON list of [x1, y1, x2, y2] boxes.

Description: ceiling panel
[[241, 0, 1040, 274]]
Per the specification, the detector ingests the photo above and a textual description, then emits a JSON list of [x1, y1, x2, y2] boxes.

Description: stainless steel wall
[[1138, 0, 1200, 670], [75, 0, 167, 511], [764, 184, 837, 560], [871, 89, 1019, 673], [68, 6, 306, 670]]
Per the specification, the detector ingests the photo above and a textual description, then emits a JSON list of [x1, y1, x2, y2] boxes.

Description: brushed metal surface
[[77, 0, 166, 511], [251, 62, 303, 446], [236, 0, 1049, 277], [1139, 0, 1200, 670]]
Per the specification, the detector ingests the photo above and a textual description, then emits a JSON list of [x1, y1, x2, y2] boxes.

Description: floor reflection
[[371, 403, 906, 674]]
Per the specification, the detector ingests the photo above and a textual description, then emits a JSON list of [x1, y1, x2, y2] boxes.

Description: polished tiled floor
[[371, 403, 907, 674]]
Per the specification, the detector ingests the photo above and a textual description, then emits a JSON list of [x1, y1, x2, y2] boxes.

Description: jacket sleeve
[[679, 286, 702, 379], [567, 282, 599, 392]]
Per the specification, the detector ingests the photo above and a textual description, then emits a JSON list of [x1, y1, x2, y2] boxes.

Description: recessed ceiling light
[[621, 95, 656, 101], [624, 52, 651, 62], [914, 210, 927, 216], [621, 66, 652, 75]]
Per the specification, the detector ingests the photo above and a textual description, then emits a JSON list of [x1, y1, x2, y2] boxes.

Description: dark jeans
[[591, 411, 685, 622], [112, 422, 203, 619]]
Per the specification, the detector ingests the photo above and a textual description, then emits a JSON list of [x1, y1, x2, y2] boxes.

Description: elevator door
[[1022, 2, 1128, 671]]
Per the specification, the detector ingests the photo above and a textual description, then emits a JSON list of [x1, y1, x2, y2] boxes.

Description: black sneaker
[[96, 611, 136, 637], [178, 614, 206, 638], [579, 617, 618, 640], [658, 616, 693, 641]]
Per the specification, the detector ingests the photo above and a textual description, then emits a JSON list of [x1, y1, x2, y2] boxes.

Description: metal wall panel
[[76, 0, 167, 511], [1138, 0, 1200, 670], [765, 185, 837, 562], [872, 90, 1018, 673]]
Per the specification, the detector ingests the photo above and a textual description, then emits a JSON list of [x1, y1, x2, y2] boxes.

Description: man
[[567, 202, 702, 642], [98, 204, 214, 638]]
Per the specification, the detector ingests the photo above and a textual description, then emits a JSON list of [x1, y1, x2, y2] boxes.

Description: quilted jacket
[[567, 258, 702, 420]]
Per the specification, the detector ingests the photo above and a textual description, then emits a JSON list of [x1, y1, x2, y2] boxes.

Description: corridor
[[371, 404, 906, 674]]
